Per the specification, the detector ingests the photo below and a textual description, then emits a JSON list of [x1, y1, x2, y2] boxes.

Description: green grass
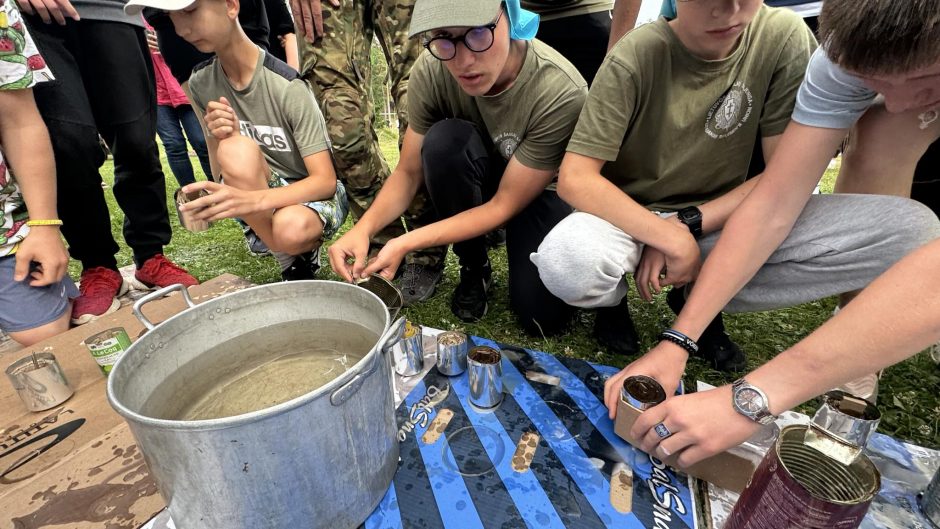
[[80, 134, 940, 450]]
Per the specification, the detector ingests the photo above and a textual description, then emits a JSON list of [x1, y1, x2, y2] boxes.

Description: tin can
[[392, 321, 424, 377], [84, 327, 132, 375], [468, 346, 503, 409], [620, 375, 666, 411], [5, 351, 73, 411], [726, 424, 880, 529], [436, 331, 468, 376], [807, 390, 881, 465], [921, 467, 940, 529]]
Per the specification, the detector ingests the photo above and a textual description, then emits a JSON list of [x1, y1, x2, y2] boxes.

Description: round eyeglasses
[[423, 9, 503, 61]]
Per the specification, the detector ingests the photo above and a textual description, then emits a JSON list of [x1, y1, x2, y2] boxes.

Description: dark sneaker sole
[[453, 301, 488, 323]]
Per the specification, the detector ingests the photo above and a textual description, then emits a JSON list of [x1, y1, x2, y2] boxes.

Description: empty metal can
[[468, 346, 503, 409], [921, 468, 940, 529], [620, 375, 666, 411], [726, 424, 880, 529], [807, 390, 881, 465], [84, 327, 133, 375], [436, 331, 468, 376], [6, 351, 73, 412], [393, 321, 424, 377], [175, 188, 211, 233]]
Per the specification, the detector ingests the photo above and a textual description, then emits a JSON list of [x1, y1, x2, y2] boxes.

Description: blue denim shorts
[[0, 255, 79, 332]]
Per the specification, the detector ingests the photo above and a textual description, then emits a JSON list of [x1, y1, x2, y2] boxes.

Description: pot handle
[[133, 283, 197, 331], [330, 317, 406, 407]]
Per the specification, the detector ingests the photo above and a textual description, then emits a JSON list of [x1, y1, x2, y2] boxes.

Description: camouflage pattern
[[296, 0, 444, 266]]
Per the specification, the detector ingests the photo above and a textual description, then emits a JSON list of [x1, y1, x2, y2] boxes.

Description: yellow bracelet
[[26, 219, 64, 227]]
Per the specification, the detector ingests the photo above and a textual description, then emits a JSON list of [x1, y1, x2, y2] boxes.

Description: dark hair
[[818, 0, 940, 75]]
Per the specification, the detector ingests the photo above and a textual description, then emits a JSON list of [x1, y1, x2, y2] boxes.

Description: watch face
[[735, 387, 765, 413]]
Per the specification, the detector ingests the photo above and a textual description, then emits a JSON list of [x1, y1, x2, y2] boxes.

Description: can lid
[[621, 375, 666, 411]]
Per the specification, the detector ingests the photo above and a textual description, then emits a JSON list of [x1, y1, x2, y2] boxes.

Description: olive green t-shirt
[[522, 0, 613, 21], [189, 48, 330, 182], [409, 39, 587, 173], [567, 5, 817, 212]]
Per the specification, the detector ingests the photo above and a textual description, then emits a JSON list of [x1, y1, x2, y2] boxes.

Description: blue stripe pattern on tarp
[[446, 366, 567, 528], [365, 482, 403, 529], [403, 380, 486, 529], [471, 338, 645, 529]]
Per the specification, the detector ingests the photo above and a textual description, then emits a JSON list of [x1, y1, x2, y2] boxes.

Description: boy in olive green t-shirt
[[534, 0, 935, 375], [126, 0, 348, 282], [329, 0, 587, 333]]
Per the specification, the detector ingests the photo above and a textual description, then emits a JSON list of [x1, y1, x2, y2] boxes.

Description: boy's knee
[[271, 209, 323, 255], [218, 136, 265, 187], [896, 198, 940, 250], [530, 212, 631, 308]]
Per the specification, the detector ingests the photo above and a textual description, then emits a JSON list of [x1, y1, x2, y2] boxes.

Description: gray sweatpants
[[531, 194, 940, 312]]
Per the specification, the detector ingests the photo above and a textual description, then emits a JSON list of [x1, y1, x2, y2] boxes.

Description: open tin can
[[468, 346, 503, 409], [436, 331, 468, 376], [921, 468, 940, 529], [175, 188, 211, 233], [6, 351, 73, 412], [726, 424, 881, 529], [620, 375, 666, 411]]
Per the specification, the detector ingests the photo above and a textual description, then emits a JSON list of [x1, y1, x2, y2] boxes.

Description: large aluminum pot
[[107, 282, 405, 529]]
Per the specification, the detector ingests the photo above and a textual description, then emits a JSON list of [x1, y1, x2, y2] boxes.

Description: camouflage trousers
[[296, 0, 444, 267]]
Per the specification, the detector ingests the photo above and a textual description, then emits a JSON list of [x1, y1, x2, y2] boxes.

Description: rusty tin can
[[726, 424, 881, 529], [84, 327, 133, 375], [620, 375, 666, 411]]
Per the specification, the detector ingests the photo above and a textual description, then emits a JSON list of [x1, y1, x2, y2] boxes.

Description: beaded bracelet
[[26, 219, 63, 227], [659, 329, 699, 355]]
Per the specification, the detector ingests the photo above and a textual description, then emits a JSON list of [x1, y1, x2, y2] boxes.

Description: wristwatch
[[677, 206, 703, 239], [731, 378, 777, 425]]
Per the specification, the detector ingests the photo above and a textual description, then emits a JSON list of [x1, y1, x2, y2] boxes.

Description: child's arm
[[328, 126, 427, 281], [0, 89, 69, 286]]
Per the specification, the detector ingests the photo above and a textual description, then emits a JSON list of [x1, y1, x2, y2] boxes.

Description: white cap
[[124, 0, 195, 16]]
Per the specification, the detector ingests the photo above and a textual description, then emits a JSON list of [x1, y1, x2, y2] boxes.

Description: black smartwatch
[[677, 206, 703, 239]]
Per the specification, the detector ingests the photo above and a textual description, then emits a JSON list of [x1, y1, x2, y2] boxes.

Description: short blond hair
[[819, 0, 940, 75]]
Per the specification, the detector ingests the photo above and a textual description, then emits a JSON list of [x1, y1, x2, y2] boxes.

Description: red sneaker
[[72, 267, 126, 325], [135, 254, 199, 288]]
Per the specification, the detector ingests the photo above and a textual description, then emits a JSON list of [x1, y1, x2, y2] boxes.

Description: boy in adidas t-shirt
[[126, 0, 347, 281]]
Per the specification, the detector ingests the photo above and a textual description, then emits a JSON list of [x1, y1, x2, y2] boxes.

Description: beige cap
[[409, 0, 501, 37]]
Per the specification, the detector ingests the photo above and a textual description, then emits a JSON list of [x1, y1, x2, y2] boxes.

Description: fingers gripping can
[[84, 327, 132, 375]]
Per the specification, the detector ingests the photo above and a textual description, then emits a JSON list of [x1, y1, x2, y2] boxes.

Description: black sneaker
[[593, 298, 640, 356], [398, 263, 445, 306], [451, 261, 493, 322], [666, 288, 746, 372], [485, 228, 507, 248], [244, 227, 271, 257], [280, 248, 321, 281]]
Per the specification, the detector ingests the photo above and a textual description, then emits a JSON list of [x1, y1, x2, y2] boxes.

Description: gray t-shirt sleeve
[[284, 79, 331, 157], [791, 47, 876, 130]]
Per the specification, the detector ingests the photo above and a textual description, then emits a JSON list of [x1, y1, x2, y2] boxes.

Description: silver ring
[[654, 422, 672, 439]]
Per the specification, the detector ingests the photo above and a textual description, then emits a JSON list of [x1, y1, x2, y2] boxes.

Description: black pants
[[536, 11, 611, 85], [26, 18, 169, 269], [913, 140, 940, 215], [421, 120, 576, 335]]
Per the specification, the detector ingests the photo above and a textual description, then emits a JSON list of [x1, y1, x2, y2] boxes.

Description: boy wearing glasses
[[126, 0, 348, 281], [329, 0, 587, 332]]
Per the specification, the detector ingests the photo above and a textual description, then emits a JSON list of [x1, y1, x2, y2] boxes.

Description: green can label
[[85, 327, 132, 375]]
